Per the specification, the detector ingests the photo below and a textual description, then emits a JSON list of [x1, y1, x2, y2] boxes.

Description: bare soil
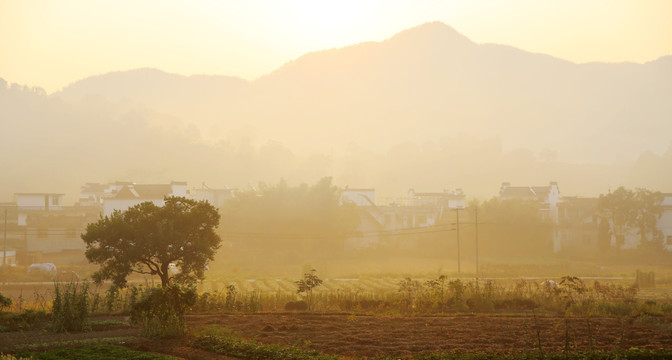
[[186, 313, 672, 358], [1, 313, 671, 359]]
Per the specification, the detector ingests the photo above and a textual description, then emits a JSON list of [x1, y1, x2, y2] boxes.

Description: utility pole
[[455, 207, 461, 274], [475, 207, 479, 277]]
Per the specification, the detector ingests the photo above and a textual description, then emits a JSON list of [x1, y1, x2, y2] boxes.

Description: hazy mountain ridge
[[56, 22, 671, 163], [2, 80, 669, 205], [57, 68, 249, 141], [2, 22, 671, 202]]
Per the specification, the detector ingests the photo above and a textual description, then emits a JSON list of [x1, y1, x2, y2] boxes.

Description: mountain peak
[[389, 21, 474, 46]]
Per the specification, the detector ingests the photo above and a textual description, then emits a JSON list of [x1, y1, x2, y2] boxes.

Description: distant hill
[[1, 22, 670, 203], [56, 22, 672, 163], [56, 68, 248, 141]]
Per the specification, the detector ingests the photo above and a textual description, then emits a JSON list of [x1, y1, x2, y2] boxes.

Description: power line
[[221, 224, 457, 240]]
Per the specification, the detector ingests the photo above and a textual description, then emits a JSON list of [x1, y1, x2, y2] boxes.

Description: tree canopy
[[82, 196, 221, 288], [218, 177, 360, 255], [474, 197, 554, 257], [598, 187, 663, 247]]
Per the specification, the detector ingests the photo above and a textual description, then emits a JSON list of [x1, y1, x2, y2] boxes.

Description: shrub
[[0, 309, 48, 331], [0, 293, 11, 310], [192, 330, 339, 360], [130, 285, 197, 338], [224, 284, 238, 311], [296, 269, 323, 310], [51, 281, 90, 332], [398, 278, 422, 310], [15, 344, 175, 359], [0, 355, 32, 360]]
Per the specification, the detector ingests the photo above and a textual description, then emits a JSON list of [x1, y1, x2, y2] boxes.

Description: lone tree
[[82, 196, 221, 288], [295, 269, 323, 310]]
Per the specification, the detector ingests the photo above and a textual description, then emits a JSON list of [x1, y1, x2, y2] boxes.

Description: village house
[[190, 183, 235, 209], [0, 193, 100, 265], [499, 182, 560, 223], [340, 188, 383, 250], [101, 181, 188, 217], [341, 187, 466, 250], [658, 193, 672, 251], [554, 196, 600, 253]]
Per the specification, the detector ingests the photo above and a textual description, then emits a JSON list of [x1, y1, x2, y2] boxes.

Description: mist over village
[[1, 1, 671, 358]]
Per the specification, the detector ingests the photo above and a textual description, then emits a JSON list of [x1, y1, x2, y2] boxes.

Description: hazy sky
[[1, 0, 670, 93]]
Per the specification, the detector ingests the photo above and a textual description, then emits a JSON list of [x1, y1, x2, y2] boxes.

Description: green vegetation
[[371, 349, 672, 359], [192, 327, 339, 360], [15, 344, 177, 360], [0, 309, 48, 331], [598, 187, 663, 249], [472, 198, 554, 257], [82, 196, 221, 288], [218, 177, 361, 263], [130, 285, 196, 338], [0, 355, 31, 360], [88, 319, 125, 327], [51, 282, 90, 332], [7, 336, 141, 353], [0, 293, 11, 310], [296, 269, 323, 310], [192, 327, 672, 360]]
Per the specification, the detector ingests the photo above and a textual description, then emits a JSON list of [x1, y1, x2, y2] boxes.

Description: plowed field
[[2, 313, 671, 359], [185, 313, 672, 358]]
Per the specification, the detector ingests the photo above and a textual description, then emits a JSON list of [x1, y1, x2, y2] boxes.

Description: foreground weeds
[[192, 326, 339, 360], [373, 350, 672, 359], [14, 344, 176, 360]]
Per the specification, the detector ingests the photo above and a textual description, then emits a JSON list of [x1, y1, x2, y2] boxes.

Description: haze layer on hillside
[[1, 22, 671, 203]]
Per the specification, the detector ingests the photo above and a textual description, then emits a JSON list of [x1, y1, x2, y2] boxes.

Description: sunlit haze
[[1, 2, 672, 354], [1, 0, 670, 93]]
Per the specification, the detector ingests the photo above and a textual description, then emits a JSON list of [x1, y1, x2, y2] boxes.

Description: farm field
[[2, 273, 672, 359], [2, 313, 672, 359], [187, 313, 672, 357]]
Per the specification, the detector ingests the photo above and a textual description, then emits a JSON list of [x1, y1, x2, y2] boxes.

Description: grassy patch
[[192, 328, 339, 360], [373, 349, 672, 359], [0, 310, 48, 331], [88, 319, 126, 326], [10, 336, 141, 353], [15, 344, 177, 359]]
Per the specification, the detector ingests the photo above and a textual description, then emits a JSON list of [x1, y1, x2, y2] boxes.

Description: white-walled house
[[102, 181, 188, 217], [659, 193, 672, 251], [340, 188, 383, 250], [15, 193, 64, 210], [341, 188, 376, 207], [6, 193, 99, 257], [15, 193, 64, 225], [407, 188, 466, 210], [500, 182, 560, 223], [341, 187, 467, 251], [79, 182, 132, 207], [190, 185, 235, 209]]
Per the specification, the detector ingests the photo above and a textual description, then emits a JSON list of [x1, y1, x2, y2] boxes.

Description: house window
[[667, 236, 672, 246], [52, 197, 59, 206], [66, 229, 76, 239], [38, 229, 48, 238]]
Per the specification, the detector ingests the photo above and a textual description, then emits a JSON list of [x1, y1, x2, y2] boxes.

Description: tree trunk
[[159, 262, 170, 288]]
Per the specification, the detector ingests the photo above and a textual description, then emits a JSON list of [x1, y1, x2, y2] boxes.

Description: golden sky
[[1, 0, 670, 93]]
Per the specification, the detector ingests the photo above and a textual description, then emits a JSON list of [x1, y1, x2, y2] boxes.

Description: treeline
[[213, 180, 670, 275]]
